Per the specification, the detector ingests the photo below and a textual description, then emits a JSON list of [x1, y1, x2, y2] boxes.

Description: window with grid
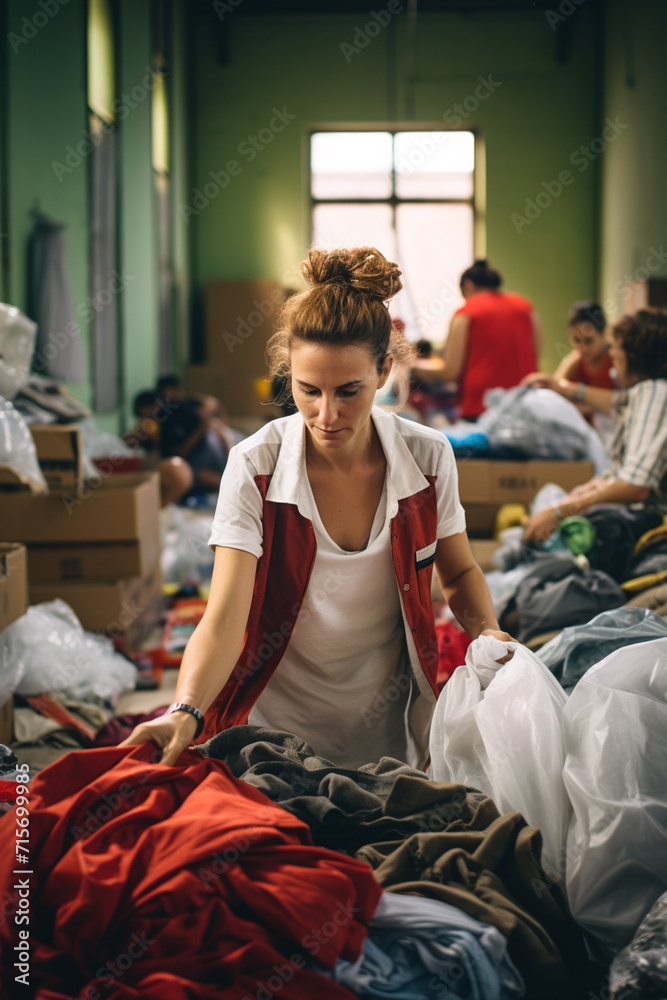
[[311, 130, 478, 345]]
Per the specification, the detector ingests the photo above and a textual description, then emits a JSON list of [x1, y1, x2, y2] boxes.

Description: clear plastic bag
[[0, 397, 48, 491], [562, 637, 667, 955], [538, 606, 667, 691], [0, 599, 137, 707], [429, 634, 570, 877], [479, 386, 609, 474], [160, 505, 215, 585], [0, 303, 37, 400], [80, 417, 133, 461]]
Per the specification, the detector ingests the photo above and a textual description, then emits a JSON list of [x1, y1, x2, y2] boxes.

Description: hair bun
[[303, 247, 402, 301]]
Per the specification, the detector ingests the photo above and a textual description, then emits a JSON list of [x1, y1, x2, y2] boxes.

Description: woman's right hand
[[118, 710, 199, 767]]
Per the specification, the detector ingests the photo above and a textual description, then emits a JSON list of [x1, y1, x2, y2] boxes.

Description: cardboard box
[[0, 543, 28, 631], [0, 698, 13, 745], [203, 279, 284, 416], [457, 459, 595, 538], [469, 538, 501, 571], [0, 472, 160, 545], [27, 534, 160, 585], [29, 563, 163, 634], [29, 424, 84, 493], [457, 459, 595, 505], [464, 504, 504, 538]]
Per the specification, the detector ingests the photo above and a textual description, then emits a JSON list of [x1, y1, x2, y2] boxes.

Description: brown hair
[[612, 308, 667, 380], [266, 247, 414, 380]]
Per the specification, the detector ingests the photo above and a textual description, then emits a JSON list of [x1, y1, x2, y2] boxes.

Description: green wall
[[2, 0, 191, 431], [190, 6, 600, 370], [599, 0, 667, 322], [117, 0, 160, 421], [5, 0, 91, 406]]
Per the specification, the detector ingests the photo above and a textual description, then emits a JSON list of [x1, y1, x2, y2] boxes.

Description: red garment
[[0, 745, 380, 1000], [0, 779, 19, 803], [435, 619, 472, 690], [456, 290, 537, 419], [568, 352, 614, 390], [92, 706, 169, 747], [197, 473, 440, 752]]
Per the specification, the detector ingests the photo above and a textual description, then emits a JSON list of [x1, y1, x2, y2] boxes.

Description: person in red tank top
[[521, 301, 617, 420], [413, 260, 542, 421]]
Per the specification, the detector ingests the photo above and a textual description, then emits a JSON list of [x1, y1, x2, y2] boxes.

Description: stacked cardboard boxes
[[186, 278, 284, 421], [0, 471, 163, 649]]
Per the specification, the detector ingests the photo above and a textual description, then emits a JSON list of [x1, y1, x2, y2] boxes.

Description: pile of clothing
[[0, 726, 594, 999], [488, 506, 667, 653]]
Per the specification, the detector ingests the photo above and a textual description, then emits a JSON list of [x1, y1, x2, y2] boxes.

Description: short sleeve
[[208, 446, 264, 558], [613, 381, 667, 491], [434, 436, 467, 538]]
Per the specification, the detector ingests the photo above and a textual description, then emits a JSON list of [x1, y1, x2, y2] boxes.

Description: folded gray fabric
[[315, 892, 525, 999], [516, 569, 625, 644]]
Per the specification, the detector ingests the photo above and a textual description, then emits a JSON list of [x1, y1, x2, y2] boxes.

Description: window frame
[[308, 123, 486, 260]]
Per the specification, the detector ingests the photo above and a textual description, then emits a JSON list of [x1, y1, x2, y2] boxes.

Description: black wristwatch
[[167, 703, 205, 738]]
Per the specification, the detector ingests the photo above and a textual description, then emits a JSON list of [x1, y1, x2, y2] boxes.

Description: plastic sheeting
[[538, 606, 667, 691], [429, 635, 570, 878], [0, 600, 136, 707], [478, 387, 609, 474], [562, 637, 667, 956], [0, 397, 47, 491], [0, 303, 37, 400], [161, 505, 215, 585]]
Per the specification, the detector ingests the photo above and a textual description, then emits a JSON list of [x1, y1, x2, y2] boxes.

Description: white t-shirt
[[208, 407, 466, 767]]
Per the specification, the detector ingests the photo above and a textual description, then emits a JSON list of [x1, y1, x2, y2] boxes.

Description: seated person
[[524, 309, 667, 542], [521, 301, 617, 421], [125, 390, 194, 506], [156, 373, 240, 454], [412, 260, 542, 421]]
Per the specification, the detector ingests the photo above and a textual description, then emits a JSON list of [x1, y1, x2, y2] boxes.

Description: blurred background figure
[[412, 260, 542, 422]]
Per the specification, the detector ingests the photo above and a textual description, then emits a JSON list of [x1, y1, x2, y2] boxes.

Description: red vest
[[195, 474, 440, 747]]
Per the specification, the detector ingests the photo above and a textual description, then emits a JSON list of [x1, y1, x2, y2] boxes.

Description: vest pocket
[[415, 540, 437, 606]]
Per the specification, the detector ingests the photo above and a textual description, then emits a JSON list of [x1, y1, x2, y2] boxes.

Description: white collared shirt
[[208, 407, 465, 767]]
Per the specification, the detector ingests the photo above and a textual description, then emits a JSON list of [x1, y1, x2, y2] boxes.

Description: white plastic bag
[[562, 637, 667, 955], [160, 505, 215, 585], [0, 303, 37, 400], [429, 634, 570, 877], [479, 387, 609, 474], [0, 397, 48, 491], [0, 599, 136, 706]]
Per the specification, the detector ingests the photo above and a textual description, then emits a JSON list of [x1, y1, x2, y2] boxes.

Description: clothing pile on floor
[[0, 734, 587, 1000], [487, 505, 667, 655], [1, 632, 666, 998]]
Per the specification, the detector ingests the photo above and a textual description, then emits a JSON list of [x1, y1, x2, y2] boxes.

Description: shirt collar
[[266, 407, 430, 515]]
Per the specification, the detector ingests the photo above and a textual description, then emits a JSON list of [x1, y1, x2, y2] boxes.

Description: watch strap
[[167, 702, 205, 738]]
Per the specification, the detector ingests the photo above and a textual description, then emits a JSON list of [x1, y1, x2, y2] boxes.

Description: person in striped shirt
[[524, 308, 667, 542]]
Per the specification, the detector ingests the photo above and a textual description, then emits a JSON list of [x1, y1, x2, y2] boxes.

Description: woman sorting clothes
[[123, 247, 511, 769], [524, 308, 667, 542]]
